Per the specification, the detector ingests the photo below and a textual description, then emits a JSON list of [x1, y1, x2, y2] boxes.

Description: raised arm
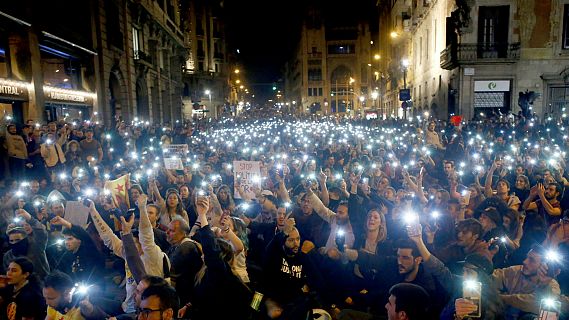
[[87, 201, 124, 258], [306, 189, 335, 224], [484, 161, 497, 197], [318, 170, 330, 207]]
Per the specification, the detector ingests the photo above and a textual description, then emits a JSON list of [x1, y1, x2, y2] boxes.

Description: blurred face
[[166, 221, 185, 244], [366, 211, 381, 231], [86, 131, 94, 140], [284, 229, 301, 255], [64, 235, 81, 252], [8, 125, 16, 134], [30, 182, 40, 194], [6, 262, 28, 286], [545, 185, 559, 200], [444, 163, 453, 175], [522, 250, 542, 277], [179, 186, 190, 200], [337, 204, 349, 222], [8, 233, 25, 245], [397, 248, 419, 275], [503, 216, 511, 229], [51, 203, 65, 217], [497, 181, 509, 194], [515, 177, 526, 189], [147, 206, 159, 225], [457, 229, 478, 247], [479, 214, 496, 231], [167, 193, 179, 208], [276, 208, 286, 226], [43, 287, 70, 309], [384, 189, 396, 201], [435, 192, 443, 205], [138, 294, 172, 320], [300, 197, 312, 214], [131, 189, 141, 203], [217, 188, 228, 201], [515, 167, 524, 176], [468, 187, 478, 198]]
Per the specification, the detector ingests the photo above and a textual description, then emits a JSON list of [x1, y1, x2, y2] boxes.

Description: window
[[327, 44, 355, 54], [308, 88, 313, 96], [198, 61, 204, 71], [105, 0, 123, 49], [318, 88, 323, 96], [563, 5, 569, 49], [308, 68, 322, 81], [132, 27, 143, 59], [197, 40, 204, 57], [478, 6, 510, 57], [549, 86, 569, 113]]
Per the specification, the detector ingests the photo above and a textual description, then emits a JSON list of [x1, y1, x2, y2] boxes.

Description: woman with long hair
[[216, 185, 235, 214], [0, 257, 46, 320], [64, 140, 83, 170], [150, 180, 189, 228]]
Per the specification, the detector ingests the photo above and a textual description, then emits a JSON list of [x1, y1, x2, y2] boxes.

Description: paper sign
[[165, 144, 189, 156], [233, 161, 261, 199], [164, 157, 183, 170], [64, 201, 90, 228]]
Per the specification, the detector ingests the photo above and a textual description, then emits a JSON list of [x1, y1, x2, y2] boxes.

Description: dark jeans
[[8, 157, 26, 180]]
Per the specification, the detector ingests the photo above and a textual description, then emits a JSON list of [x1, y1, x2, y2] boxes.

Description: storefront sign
[[474, 80, 510, 92], [44, 86, 95, 105], [0, 78, 29, 99]]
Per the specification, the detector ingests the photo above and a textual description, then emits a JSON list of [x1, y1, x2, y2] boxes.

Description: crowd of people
[[0, 110, 568, 320]]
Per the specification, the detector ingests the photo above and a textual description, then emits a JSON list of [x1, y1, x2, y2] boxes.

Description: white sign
[[474, 80, 510, 92], [464, 68, 475, 76], [64, 201, 90, 228], [164, 157, 183, 170], [165, 144, 189, 156], [233, 161, 261, 199]]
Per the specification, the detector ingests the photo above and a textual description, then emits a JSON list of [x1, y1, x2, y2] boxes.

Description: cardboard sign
[[165, 144, 189, 156], [64, 201, 90, 228], [233, 161, 261, 199]]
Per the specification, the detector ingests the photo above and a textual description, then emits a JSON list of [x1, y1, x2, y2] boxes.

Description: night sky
[[224, 0, 378, 104], [224, 0, 305, 102]]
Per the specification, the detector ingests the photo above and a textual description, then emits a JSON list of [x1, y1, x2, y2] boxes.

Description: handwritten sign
[[233, 161, 261, 199]]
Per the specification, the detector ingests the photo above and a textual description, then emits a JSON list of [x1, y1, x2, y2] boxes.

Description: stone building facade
[[380, 0, 569, 120]]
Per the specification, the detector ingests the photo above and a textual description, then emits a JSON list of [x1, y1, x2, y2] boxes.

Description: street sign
[[401, 101, 409, 109], [399, 89, 411, 101]]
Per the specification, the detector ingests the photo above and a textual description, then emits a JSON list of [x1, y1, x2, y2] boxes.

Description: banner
[[233, 161, 261, 199], [163, 144, 188, 170], [104, 174, 130, 212]]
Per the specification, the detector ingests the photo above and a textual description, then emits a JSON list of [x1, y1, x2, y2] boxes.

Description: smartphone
[[462, 190, 471, 206], [250, 291, 264, 311], [406, 223, 421, 238], [462, 280, 482, 318], [539, 298, 561, 320]]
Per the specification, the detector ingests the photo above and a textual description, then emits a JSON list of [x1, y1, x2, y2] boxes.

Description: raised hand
[[196, 196, 210, 216]]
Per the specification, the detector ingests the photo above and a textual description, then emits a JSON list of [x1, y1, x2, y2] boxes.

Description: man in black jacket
[[261, 218, 326, 318], [166, 216, 203, 306]]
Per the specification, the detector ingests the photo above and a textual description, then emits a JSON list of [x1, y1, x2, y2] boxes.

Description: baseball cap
[[457, 253, 494, 275]]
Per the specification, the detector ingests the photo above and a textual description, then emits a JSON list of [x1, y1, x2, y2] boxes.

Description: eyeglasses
[[136, 307, 163, 319]]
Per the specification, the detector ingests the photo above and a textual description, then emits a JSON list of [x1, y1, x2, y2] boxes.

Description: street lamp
[[374, 54, 381, 60], [234, 69, 240, 74]]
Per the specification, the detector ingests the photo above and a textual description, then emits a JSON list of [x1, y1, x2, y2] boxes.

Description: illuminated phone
[[462, 280, 482, 318], [539, 298, 561, 320]]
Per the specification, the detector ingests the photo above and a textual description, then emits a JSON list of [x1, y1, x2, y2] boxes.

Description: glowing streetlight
[[349, 77, 355, 84], [390, 31, 399, 38], [235, 79, 241, 84], [234, 69, 240, 74], [374, 54, 381, 60]]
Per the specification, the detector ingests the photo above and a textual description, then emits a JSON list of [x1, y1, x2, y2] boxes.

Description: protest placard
[[233, 161, 261, 199], [163, 144, 188, 170], [64, 201, 90, 228]]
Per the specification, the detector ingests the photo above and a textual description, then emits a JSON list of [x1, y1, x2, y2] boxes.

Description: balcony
[[134, 50, 153, 65], [440, 42, 521, 70]]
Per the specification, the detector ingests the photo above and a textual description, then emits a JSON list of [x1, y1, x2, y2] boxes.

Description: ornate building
[[285, 2, 378, 116], [181, 0, 229, 119], [0, 0, 188, 125], [380, 0, 569, 119]]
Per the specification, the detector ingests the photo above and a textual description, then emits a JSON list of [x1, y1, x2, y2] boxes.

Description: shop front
[[473, 80, 512, 116], [0, 78, 29, 124], [43, 86, 95, 122]]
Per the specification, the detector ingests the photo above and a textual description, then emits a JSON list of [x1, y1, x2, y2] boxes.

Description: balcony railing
[[134, 50, 152, 64], [440, 42, 521, 70]]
